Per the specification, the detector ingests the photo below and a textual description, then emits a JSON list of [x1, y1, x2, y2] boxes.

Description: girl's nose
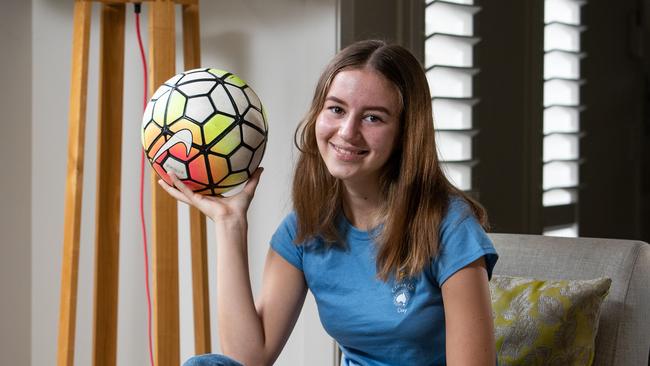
[[337, 115, 360, 140]]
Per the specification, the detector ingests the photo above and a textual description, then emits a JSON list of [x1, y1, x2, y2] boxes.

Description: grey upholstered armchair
[[490, 233, 650, 366], [333, 234, 649, 366]]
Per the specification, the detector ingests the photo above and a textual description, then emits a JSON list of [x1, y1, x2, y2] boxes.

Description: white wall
[[0, 1, 31, 365], [31, 0, 337, 365]]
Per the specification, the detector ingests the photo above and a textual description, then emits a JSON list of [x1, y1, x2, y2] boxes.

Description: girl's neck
[[341, 181, 383, 231]]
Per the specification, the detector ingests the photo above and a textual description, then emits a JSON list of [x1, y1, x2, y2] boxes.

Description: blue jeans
[[182, 354, 244, 366]]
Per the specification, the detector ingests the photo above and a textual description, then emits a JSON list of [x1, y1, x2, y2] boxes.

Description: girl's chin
[[325, 166, 369, 184], [325, 167, 355, 181]]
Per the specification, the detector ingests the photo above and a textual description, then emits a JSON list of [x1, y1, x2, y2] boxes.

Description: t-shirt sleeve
[[430, 199, 498, 286], [270, 212, 304, 271]]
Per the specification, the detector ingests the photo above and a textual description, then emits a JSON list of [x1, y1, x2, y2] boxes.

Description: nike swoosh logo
[[152, 129, 193, 162]]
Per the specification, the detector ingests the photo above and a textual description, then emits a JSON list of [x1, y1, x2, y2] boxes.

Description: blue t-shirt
[[270, 198, 498, 366]]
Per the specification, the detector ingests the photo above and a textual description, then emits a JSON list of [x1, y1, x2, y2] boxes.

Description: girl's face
[[315, 67, 401, 188]]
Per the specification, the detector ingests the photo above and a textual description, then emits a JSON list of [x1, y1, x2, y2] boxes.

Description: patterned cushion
[[489, 276, 611, 366]]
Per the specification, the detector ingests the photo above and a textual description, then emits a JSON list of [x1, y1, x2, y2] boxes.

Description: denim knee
[[182, 353, 244, 366]]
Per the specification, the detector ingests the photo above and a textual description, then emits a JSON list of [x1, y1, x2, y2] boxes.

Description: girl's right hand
[[157, 167, 264, 222]]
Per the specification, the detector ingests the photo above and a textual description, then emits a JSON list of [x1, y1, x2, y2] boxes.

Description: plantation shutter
[[424, 0, 481, 192], [542, 0, 586, 237]]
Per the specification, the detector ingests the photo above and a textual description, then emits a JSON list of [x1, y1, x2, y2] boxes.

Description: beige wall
[[0, 1, 31, 365], [30, 0, 337, 365]]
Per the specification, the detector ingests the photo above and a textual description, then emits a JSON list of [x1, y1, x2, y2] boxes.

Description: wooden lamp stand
[[57, 1, 211, 365]]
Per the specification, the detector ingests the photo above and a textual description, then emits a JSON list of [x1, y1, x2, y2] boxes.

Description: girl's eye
[[364, 114, 382, 123], [328, 106, 343, 114]]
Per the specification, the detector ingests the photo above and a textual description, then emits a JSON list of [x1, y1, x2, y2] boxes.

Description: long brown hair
[[292, 40, 488, 281]]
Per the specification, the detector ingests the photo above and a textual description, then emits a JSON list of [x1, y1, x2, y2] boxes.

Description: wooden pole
[[57, 2, 92, 365], [92, 3, 125, 366], [148, 1, 180, 365], [182, 1, 212, 355]]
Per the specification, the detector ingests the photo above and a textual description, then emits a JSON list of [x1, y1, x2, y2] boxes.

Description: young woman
[[161, 40, 498, 366]]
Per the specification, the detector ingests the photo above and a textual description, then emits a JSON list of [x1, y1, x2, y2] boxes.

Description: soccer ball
[[141, 68, 268, 195]]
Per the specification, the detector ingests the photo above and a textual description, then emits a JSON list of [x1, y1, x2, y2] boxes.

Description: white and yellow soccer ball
[[141, 68, 268, 195]]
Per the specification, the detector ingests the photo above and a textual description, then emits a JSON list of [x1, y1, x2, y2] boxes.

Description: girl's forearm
[[214, 217, 267, 365]]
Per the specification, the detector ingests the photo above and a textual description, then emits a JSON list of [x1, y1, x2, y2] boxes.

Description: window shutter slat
[[543, 106, 581, 134], [543, 188, 578, 206], [425, 2, 479, 37]]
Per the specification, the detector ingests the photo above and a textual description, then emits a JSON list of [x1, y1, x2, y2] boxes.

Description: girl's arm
[[160, 170, 307, 366], [441, 257, 496, 366]]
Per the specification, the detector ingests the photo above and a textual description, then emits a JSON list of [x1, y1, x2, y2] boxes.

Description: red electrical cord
[[134, 6, 155, 366]]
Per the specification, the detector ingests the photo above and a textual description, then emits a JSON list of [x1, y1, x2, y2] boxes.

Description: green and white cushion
[[490, 276, 611, 366]]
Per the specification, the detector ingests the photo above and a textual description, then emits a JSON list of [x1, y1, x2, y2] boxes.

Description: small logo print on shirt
[[392, 280, 415, 313]]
